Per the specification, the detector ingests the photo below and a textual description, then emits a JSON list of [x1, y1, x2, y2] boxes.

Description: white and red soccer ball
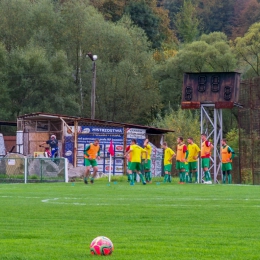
[[90, 236, 114, 256]]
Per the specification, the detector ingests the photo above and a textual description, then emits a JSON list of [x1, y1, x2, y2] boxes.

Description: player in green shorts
[[221, 139, 235, 184], [184, 162, 189, 183], [125, 145, 132, 182], [176, 137, 189, 184], [162, 142, 176, 183], [84, 139, 100, 184], [142, 139, 152, 183], [201, 134, 214, 184], [124, 139, 147, 185], [187, 137, 200, 183]]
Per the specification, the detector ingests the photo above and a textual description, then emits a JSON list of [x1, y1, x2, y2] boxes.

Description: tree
[[0, 0, 32, 51], [200, 32, 237, 71], [162, 0, 183, 30], [90, 0, 125, 21], [28, 0, 63, 55], [175, 0, 200, 43], [6, 45, 79, 117], [0, 43, 11, 119], [234, 22, 260, 77], [125, 1, 164, 49], [153, 32, 237, 112], [226, 128, 239, 153], [89, 0, 176, 47], [0, 0, 161, 124], [231, 0, 260, 39], [59, 1, 99, 113], [152, 107, 201, 149], [82, 15, 161, 124], [195, 0, 235, 36]]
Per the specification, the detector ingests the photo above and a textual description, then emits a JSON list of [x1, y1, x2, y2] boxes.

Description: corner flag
[[108, 140, 114, 183], [108, 140, 115, 156]]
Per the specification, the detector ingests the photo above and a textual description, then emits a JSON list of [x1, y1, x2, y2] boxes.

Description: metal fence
[[238, 78, 260, 184], [0, 157, 68, 183]]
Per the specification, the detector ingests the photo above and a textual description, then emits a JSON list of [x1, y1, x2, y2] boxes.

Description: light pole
[[87, 52, 98, 119]]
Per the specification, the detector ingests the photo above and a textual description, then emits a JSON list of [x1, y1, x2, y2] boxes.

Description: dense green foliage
[[0, 0, 161, 124], [226, 128, 239, 153], [234, 22, 260, 77], [125, 1, 163, 48], [153, 32, 237, 112], [1, 180, 260, 259], [174, 0, 199, 43], [162, 0, 260, 39], [152, 107, 201, 148], [0, 0, 260, 130]]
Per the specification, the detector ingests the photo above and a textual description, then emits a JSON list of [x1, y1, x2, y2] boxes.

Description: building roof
[[17, 112, 80, 121], [17, 112, 174, 134]]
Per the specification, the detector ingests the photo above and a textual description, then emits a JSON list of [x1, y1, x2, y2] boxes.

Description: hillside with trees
[[0, 0, 260, 131]]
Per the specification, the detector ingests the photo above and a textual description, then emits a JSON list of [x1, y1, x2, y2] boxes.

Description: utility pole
[[91, 60, 96, 119], [87, 52, 98, 119]]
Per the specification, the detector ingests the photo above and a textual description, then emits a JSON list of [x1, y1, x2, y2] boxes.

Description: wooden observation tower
[[181, 72, 241, 183]]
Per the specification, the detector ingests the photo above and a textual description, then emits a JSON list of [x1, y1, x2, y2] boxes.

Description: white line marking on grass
[[1, 195, 259, 207], [22, 196, 41, 199], [157, 204, 260, 208], [42, 198, 59, 202], [157, 204, 203, 207], [41, 197, 130, 206], [0, 196, 41, 199], [2, 195, 260, 202], [41, 198, 86, 206], [113, 197, 260, 202]]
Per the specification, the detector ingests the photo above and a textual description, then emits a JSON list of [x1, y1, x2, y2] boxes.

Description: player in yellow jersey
[[142, 138, 152, 183], [187, 137, 200, 183], [125, 145, 137, 182], [124, 139, 147, 185], [162, 142, 176, 183], [125, 145, 132, 182]]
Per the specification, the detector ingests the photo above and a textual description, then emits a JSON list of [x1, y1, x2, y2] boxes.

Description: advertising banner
[[64, 126, 124, 175], [150, 143, 163, 177], [64, 126, 163, 177], [126, 128, 146, 146]]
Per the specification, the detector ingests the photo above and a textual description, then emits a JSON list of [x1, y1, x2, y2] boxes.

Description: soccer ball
[[90, 236, 114, 256]]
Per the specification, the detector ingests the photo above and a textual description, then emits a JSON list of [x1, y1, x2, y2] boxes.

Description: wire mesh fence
[[0, 157, 67, 183], [0, 157, 25, 183], [27, 157, 66, 182], [238, 78, 260, 184]]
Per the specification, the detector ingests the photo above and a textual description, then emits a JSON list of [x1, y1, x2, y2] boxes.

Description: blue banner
[[64, 126, 124, 175], [80, 126, 124, 135]]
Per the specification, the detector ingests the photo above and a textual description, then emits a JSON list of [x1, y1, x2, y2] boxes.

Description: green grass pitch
[[1, 177, 260, 260]]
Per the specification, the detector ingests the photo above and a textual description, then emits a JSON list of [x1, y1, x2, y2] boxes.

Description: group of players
[[160, 134, 212, 184], [82, 134, 235, 185], [124, 136, 204, 185]]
